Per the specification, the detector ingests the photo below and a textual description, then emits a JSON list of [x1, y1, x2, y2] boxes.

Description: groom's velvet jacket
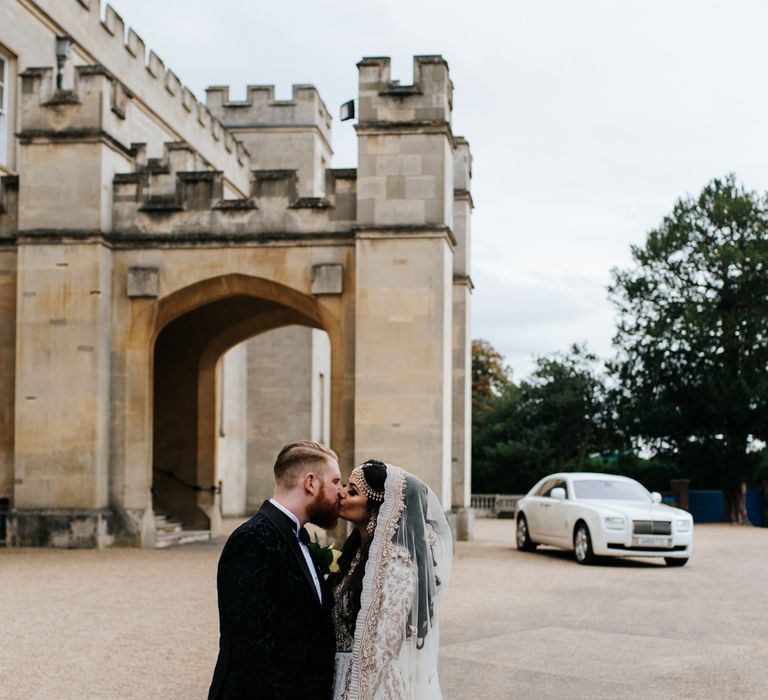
[[208, 500, 335, 700]]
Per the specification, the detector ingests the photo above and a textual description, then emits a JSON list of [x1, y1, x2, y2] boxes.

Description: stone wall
[[13, 242, 112, 511], [0, 249, 16, 504], [245, 326, 314, 512]]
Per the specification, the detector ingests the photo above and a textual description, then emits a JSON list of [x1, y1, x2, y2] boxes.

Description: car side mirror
[[651, 491, 662, 503], [550, 487, 566, 501]]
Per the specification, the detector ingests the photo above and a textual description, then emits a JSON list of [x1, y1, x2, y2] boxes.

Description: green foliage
[[471, 339, 511, 413], [609, 175, 768, 515], [472, 345, 612, 493]]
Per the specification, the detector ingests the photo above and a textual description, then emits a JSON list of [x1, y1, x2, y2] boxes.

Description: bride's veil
[[348, 464, 453, 699]]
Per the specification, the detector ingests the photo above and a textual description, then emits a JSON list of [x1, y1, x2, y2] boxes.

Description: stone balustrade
[[470, 494, 523, 518]]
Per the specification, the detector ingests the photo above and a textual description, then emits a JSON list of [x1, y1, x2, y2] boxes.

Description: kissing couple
[[208, 441, 453, 700]]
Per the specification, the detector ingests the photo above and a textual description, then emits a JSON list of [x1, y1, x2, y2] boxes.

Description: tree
[[473, 345, 611, 493], [471, 339, 511, 413], [609, 175, 768, 523]]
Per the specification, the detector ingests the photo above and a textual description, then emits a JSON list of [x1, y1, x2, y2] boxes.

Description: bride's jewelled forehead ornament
[[349, 464, 385, 502]]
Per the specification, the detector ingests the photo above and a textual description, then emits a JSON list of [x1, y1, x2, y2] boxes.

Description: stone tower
[[354, 56, 463, 506]]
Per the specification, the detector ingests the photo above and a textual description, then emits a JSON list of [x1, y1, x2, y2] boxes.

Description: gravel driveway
[[440, 520, 768, 699], [1, 519, 766, 699]]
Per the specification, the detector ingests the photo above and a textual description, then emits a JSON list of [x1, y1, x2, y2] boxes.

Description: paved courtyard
[[1, 519, 766, 699]]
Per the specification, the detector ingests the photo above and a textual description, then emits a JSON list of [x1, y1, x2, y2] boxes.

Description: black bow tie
[[298, 526, 311, 547]]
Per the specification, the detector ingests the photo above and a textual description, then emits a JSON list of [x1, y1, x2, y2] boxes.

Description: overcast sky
[[112, 0, 768, 378]]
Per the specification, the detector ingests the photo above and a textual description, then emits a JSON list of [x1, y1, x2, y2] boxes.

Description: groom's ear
[[302, 470, 318, 495]]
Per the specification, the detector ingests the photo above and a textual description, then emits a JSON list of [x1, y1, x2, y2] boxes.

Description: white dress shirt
[[269, 498, 322, 603]]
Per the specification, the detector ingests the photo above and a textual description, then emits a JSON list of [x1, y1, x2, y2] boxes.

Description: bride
[[329, 460, 453, 700]]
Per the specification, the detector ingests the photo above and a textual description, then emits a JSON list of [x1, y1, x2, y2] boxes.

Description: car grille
[[632, 520, 672, 535]]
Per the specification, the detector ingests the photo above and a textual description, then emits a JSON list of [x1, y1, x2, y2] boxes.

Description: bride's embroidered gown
[[329, 464, 450, 700], [331, 546, 414, 700]]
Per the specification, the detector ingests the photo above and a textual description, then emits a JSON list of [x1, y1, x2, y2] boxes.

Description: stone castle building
[[0, 0, 473, 546]]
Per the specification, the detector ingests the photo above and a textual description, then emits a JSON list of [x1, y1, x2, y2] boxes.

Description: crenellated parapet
[[20, 65, 129, 145], [17, 63, 144, 231], [357, 55, 453, 127], [19, 62, 248, 165], [112, 149, 357, 237], [206, 84, 332, 147], [207, 83, 333, 199], [31, 0, 252, 195], [112, 142, 214, 213]]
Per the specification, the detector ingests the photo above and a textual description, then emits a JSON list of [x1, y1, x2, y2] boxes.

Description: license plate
[[633, 535, 672, 548]]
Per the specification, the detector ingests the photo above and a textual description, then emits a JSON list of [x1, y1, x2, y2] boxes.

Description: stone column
[[12, 242, 113, 546], [354, 56, 455, 506], [452, 137, 473, 511], [0, 176, 17, 517], [9, 66, 129, 546]]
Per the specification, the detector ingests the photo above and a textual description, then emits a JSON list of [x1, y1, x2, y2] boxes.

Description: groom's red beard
[[307, 480, 339, 529]]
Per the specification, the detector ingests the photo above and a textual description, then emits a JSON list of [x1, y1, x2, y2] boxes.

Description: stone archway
[[149, 274, 349, 536]]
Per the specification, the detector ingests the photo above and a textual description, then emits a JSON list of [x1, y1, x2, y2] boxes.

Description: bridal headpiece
[[350, 463, 385, 502]]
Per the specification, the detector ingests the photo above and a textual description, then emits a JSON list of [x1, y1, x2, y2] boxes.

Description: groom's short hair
[[273, 441, 338, 487]]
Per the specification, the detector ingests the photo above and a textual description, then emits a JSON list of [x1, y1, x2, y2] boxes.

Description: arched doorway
[[217, 325, 331, 518], [149, 274, 346, 537]]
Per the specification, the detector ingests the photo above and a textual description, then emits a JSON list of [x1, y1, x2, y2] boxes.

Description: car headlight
[[604, 516, 625, 530], [677, 518, 692, 533]]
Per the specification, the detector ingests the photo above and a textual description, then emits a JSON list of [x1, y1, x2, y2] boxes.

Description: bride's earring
[[366, 512, 377, 537]]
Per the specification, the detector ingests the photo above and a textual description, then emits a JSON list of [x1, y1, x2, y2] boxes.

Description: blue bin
[[747, 490, 764, 527], [688, 490, 724, 523], [688, 489, 764, 525]]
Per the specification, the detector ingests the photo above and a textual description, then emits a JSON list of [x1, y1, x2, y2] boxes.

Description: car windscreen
[[572, 480, 651, 501]]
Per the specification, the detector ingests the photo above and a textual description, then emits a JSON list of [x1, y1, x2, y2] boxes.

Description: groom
[[208, 441, 342, 700]]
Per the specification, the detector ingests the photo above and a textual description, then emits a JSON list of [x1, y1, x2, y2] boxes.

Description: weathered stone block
[[312, 263, 343, 294], [127, 267, 159, 297], [453, 507, 475, 541], [405, 176, 436, 200]]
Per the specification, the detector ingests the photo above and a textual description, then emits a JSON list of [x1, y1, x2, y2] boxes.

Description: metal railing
[[152, 467, 221, 494]]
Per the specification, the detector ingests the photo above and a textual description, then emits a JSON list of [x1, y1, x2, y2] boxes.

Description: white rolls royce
[[515, 473, 693, 566]]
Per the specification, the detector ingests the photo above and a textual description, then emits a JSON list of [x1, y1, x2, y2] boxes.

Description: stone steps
[[154, 515, 182, 534], [154, 513, 211, 548]]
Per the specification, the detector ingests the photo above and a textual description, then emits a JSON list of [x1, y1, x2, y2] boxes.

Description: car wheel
[[516, 514, 537, 552], [665, 557, 688, 567], [573, 522, 597, 565]]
